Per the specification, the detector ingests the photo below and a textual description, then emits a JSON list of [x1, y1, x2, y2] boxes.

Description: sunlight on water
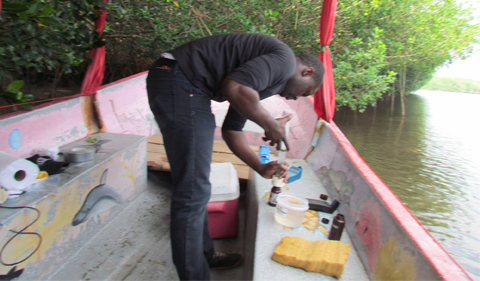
[[334, 90, 480, 279]]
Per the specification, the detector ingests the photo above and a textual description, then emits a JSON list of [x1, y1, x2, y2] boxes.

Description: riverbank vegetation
[[422, 77, 480, 94], [1, 0, 479, 114]]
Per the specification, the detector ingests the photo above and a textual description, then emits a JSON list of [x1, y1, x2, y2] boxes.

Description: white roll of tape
[[64, 146, 96, 163]]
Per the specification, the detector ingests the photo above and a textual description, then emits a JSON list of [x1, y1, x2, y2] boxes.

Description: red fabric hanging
[[80, 3, 107, 96], [314, 0, 338, 122]]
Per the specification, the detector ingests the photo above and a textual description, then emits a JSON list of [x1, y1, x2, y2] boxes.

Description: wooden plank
[[212, 139, 259, 154], [147, 151, 170, 171], [148, 143, 246, 165], [147, 149, 247, 169], [147, 133, 164, 144], [212, 152, 245, 166], [147, 132, 258, 180], [147, 143, 166, 154], [232, 164, 250, 180], [148, 133, 259, 153]]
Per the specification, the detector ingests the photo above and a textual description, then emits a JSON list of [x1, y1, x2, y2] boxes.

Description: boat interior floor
[[49, 170, 246, 281], [50, 160, 368, 280]]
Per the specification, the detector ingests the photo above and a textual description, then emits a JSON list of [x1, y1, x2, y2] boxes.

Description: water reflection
[[334, 90, 480, 279]]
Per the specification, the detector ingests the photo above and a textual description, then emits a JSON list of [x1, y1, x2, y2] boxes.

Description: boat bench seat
[[0, 133, 148, 280], [147, 133, 258, 181]]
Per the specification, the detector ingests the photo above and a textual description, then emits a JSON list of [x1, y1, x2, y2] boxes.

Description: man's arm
[[221, 78, 289, 150], [222, 129, 287, 179]]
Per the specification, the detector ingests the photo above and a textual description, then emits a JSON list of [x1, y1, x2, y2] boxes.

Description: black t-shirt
[[170, 33, 296, 131]]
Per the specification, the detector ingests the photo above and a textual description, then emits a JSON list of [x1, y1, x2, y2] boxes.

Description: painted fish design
[[72, 169, 121, 226]]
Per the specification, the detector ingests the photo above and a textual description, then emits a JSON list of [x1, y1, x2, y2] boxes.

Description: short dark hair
[[297, 54, 325, 88]]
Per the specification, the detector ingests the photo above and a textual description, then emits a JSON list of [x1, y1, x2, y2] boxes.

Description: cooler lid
[[209, 162, 240, 202]]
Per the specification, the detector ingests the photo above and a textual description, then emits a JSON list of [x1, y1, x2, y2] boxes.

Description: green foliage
[[100, 0, 480, 110], [334, 28, 396, 112], [334, 0, 480, 97], [1, 0, 479, 114], [0, 80, 34, 108], [101, 0, 323, 81], [0, 0, 104, 100], [86, 137, 98, 143], [422, 77, 480, 94]]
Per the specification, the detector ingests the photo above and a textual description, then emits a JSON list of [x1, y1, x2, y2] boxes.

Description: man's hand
[[222, 79, 289, 150], [258, 161, 289, 182], [223, 130, 289, 182], [262, 114, 293, 151]]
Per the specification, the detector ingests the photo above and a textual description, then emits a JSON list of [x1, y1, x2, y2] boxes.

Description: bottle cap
[[335, 213, 345, 222]]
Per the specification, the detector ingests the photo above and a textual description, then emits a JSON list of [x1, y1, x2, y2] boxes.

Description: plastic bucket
[[274, 194, 309, 228]]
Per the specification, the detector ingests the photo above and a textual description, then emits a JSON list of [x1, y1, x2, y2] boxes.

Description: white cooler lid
[[209, 163, 240, 202]]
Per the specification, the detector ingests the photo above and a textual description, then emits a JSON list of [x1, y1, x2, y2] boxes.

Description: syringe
[[275, 120, 290, 176], [277, 148, 287, 165]]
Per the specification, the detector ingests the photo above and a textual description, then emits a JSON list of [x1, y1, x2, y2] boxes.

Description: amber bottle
[[268, 176, 285, 207], [328, 214, 345, 240]]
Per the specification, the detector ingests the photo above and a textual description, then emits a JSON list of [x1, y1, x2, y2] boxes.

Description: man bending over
[[146, 32, 325, 280]]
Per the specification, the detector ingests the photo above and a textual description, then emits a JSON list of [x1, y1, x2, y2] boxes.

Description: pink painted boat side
[[321, 121, 472, 280], [96, 72, 318, 159], [212, 96, 318, 159], [0, 98, 89, 157], [95, 72, 157, 136]]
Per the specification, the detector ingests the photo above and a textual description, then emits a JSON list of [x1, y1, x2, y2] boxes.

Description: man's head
[[280, 54, 325, 100]]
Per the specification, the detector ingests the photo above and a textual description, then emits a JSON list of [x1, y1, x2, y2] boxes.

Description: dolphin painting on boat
[[72, 169, 121, 226]]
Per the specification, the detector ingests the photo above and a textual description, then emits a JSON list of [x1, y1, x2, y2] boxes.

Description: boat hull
[[306, 121, 471, 280], [0, 72, 472, 280]]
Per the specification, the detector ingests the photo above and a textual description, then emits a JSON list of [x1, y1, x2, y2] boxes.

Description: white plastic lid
[[276, 194, 309, 211], [209, 163, 240, 202]]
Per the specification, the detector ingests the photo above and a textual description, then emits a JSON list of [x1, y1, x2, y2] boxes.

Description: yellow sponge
[[272, 236, 350, 278]]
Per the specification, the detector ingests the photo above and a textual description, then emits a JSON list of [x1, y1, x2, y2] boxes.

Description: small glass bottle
[[268, 176, 285, 207], [328, 213, 346, 240]]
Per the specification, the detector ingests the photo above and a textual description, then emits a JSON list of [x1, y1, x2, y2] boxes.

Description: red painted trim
[[0, 95, 83, 121], [0, 94, 81, 109], [98, 71, 148, 91], [328, 121, 472, 281]]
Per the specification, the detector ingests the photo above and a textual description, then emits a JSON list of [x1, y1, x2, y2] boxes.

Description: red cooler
[[207, 163, 240, 239]]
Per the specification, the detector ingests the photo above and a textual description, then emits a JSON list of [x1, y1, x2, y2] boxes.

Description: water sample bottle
[[268, 176, 285, 207], [328, 213, 346, 240]]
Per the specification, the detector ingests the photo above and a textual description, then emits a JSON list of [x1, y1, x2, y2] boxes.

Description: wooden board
[[147, 133, 259, 180]]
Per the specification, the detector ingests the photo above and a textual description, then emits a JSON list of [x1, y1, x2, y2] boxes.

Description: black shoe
[[208, 252, 243, 270]]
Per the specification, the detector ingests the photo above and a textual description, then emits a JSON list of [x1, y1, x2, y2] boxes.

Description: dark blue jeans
[[147, 58, 215, 280]]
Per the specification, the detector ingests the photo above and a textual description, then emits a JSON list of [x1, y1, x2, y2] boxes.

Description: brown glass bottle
[[268, 185, 282, 207], [268, 176, 285, 207], [328, 214, 345, 240]]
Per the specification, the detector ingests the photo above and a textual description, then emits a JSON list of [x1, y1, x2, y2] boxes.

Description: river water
[[334, 90, 480, 280]]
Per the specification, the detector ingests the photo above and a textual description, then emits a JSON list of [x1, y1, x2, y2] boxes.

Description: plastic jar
[[274, 194, 309, 228]]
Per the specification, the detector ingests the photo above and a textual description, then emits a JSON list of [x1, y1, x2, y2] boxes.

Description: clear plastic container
[[274, 194, 309, 228]]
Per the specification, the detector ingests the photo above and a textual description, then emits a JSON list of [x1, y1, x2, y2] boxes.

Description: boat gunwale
[[323, 119, 472, 280]]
